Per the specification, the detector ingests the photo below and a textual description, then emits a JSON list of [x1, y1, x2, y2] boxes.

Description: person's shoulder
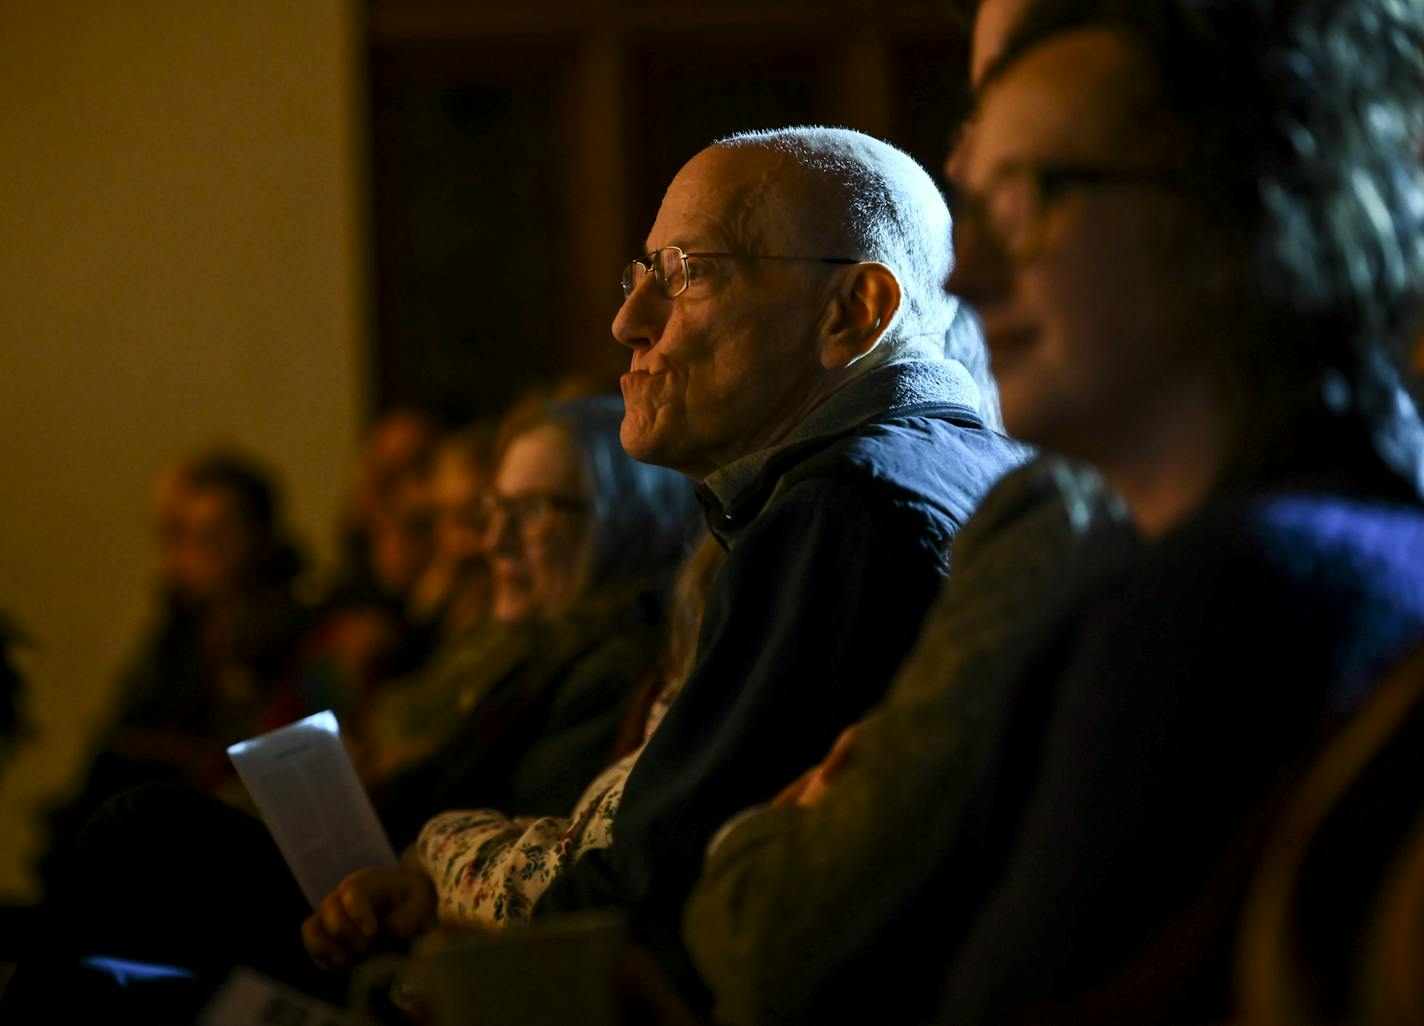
[[942, 457, 1138, 595], [1101, 488, 1424, 705], [953, 457, 1126, 548], [1158, 488, 1424, 584], [785, 414, 1029, 525], [829, 409, 1027, 477], [1195, 490, 1424, 638]]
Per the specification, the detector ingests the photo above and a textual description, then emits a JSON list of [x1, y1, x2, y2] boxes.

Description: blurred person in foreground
[[689, 1, 1424, 1023]]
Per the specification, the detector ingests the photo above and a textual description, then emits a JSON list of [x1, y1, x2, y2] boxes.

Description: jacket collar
[[697, 357, 984, 546]]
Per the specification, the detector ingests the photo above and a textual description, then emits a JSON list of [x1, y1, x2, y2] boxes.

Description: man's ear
[[817, 263, 902, 370]]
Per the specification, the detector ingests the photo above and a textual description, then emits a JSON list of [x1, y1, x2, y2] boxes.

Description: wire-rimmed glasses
[[620, 246, 861, 300]]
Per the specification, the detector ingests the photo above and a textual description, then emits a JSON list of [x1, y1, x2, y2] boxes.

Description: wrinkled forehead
[[970, 27, 1176, 173], [653, 145, 831, 253]]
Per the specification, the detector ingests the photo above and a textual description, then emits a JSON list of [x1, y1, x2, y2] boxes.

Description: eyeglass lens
[[951, 169, 1064, 259], [477, 494, 587, 536], [621, 248, 688, 299]]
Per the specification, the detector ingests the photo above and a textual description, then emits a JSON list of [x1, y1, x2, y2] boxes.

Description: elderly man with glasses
[[525, 126, 1023, 1001], [288, 127, 1018, 998]]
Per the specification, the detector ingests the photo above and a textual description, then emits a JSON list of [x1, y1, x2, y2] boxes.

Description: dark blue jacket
[[534, 360, 1025, 996], [933, 480, 1424, 1025]]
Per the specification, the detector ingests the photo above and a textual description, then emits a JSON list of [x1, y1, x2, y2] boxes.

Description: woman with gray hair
[[373, 392, 700, 848]]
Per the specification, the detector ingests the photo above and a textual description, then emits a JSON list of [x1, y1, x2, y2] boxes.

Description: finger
[[384, 875, 437, 938], [338, 878, 381, 940], [319, 890, 366, 950], [302, 914, 351, 973]]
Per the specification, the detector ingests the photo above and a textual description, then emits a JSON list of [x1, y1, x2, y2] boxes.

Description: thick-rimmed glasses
[[621, 246, 861, 300], [946, 160, 1182, 261]]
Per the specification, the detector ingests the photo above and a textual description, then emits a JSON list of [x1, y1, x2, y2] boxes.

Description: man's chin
[[619, 416, 661, 463], [622, 421, 699, 477]]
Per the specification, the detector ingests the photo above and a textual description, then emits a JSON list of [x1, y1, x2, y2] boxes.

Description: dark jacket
[[378, 590, 664, 849], [683, 459, 1140, 1026], [533, 358, 1026, 998], [933, 471, 1424, 1026], [746, 433, 1424, 1026]]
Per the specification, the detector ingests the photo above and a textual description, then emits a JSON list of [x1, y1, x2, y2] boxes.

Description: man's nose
[[944, 119, 976, 187], [612, 273, 669, 350]]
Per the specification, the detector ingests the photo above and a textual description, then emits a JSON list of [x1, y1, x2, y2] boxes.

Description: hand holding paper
[[227, 711, 399, 908], [301, 866, 438, 972]]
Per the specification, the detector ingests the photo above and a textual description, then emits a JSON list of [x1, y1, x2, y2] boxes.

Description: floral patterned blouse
[[414, 679, 680, 928]]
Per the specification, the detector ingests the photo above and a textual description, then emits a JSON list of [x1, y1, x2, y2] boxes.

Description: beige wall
[[0, 0, 364, 899]]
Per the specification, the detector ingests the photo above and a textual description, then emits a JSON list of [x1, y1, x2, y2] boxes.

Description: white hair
[[714, 126, 965, 366]]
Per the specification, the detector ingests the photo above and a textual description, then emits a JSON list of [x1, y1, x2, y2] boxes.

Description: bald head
[[615, 126, 998, 477], [713, 127, 960, 359]]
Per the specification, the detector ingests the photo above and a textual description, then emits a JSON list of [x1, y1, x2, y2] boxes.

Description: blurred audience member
[[348, 421, 499, 779], [416, 535, 724, 930], [120, 453, 306, 741], [405, 421, 498, 641], [303, 533, 725, 979], [14, 395, 700, 1002], [38, 449, 309, 886], [285, 409, 444, 723], [338, 406, 441, 603], [374, 393, 700, 848]]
